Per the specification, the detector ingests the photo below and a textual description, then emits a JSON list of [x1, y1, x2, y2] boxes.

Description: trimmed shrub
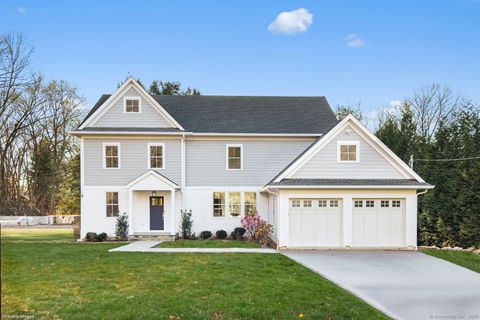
[[179, 209, 193, 239], [216, 230, 227, 239], [85, 232, 97, 242], [115, 213, 129, 240], [96, 232, 107, 242], [231, 227, 246, 240], [234, 227, 246, 237], [199, 231, 212, 240]]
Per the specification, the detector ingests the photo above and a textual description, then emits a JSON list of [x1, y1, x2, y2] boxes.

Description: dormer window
[[124, 97, 140, 113], [338, 141, 359, 162]]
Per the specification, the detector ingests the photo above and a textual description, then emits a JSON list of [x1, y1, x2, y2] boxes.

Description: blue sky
[[1, 0, 480, 124]]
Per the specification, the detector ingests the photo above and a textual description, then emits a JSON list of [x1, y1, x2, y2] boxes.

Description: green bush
[[96, 232, 107, 242], [199, 231, 212, 240], [115, 213, 129, 241], [85, 232, 97, 242], [179, 209, 193, 239], [231, 227, 246, 240], [216, 230, 227, 239]]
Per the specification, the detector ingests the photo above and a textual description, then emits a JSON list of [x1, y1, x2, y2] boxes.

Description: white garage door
[[289, 199, 342, 247], [352, 199, 405, 248]]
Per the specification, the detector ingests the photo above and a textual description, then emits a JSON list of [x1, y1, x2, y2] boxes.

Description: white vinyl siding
[[291, 125, 405, 179], [84, 138, 181, 186], [93, 87, 173, 128], [186, 139, 314, 186]]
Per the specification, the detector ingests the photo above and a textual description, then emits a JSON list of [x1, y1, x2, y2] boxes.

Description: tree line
[[338, 85, 480, 248], [0, 33, 200, 217]]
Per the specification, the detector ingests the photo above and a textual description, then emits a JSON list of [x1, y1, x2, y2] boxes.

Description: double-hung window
[[338, 141, 359, 162], [244, 192, 257, 215], [148, 143, 164, 169], [106, 192, 119, 217], [226, 145, 242, 170], [213, 192, 226, 217], [229, 192, 241, 216], [124, 97, 140, 113], [104, 143, 120, 169]]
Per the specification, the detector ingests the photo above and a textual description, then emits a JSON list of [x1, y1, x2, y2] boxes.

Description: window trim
[[337, 140, 360, 163], [103, 142, 121, 169], [147, 143, 165, 170], [106, 191, 119, 217], [123, 96, 142, 113], [226, 144, 243, 170]]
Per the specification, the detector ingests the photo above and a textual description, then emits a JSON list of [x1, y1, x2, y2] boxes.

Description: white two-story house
[[72, 78, 433, 249]]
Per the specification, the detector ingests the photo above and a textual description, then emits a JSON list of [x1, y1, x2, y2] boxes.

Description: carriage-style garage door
[[352, 199, 405, 248], [289, 199, 342, 247]]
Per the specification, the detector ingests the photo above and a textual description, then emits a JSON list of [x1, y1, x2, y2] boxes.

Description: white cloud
[[344, 33, 365, 47], [17, 6, 26, 15], [268, 8, 313, 35], [389, 100, 402, 108]]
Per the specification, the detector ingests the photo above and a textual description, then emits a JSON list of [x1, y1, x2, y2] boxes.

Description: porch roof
[[126, 170, 180, 191]]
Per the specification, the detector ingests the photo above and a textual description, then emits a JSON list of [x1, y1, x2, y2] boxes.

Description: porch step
[[130, 233, 175, 241]]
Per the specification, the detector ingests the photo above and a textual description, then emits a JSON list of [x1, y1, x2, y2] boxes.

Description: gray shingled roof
[[269, 178, 432, 188], [79, 127, 184, 132], [80, 95, 338, 134]]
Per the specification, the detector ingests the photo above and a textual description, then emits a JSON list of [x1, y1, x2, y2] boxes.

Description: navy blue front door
[[150, 196, 164, 230]]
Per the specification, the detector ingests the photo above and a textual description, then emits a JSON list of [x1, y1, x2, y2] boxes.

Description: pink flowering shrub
[[241, 213, 273, 246]]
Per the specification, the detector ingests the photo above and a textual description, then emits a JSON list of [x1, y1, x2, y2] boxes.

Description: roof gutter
[[264, 185, 435, 190]]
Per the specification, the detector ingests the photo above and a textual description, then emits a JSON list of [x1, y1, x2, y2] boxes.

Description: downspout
[[264, 187, 279, 249], [416, 189, 429, 196]]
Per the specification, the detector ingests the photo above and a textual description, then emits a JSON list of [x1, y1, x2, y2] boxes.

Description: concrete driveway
[[282, 251, 480, 320]]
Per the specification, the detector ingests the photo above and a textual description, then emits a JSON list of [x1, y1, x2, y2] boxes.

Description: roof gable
[[126, 170, 180, 190], [273, 115, 425, 183], [79, 78, 184, 130]]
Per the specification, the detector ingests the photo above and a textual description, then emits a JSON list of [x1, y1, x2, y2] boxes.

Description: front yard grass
[[1, 228, 388, 320], [156, 239, 261, 248], [423, 249, 480, 273]]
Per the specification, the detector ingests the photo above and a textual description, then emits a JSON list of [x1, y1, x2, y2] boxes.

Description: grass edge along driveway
[[2, 228, 389, 320], [422, 249, 480, 273]]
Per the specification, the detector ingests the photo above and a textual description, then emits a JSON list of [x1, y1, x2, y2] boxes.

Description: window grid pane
[[354, 200, 363, 207], [330, 200, 339, 207], [229, 192, 241, 216], [213, 192, 225, 217], [303, 200, 312, 207], [292, 200, 301, 207], [244, 192, 257, 215], [105, 145, 119, 168], [228, 147, 242, 169], [150, 146, 163, 168], [340, 144, 357, 161], [106, 192, 119, 217], [126, 99, 139, 112], [318, 200, 327, 207]]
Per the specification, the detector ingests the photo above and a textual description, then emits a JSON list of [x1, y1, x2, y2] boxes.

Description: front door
[[150, 196, 164, 230]]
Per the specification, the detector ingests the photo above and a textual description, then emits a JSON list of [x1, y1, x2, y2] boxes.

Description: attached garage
[[289, 198, 342, 248], [352, 199, 405, 248]]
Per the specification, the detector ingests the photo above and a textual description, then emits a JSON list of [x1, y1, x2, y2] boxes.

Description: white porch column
[[170, 189, 176, 235], [128, 189, 134, 236], [342, 196, 353, 248]]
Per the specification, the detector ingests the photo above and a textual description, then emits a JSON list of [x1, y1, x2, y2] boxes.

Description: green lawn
[[2, 228, 388, 320], [156, 239, 261, 248], [423, 249, 480, 273]]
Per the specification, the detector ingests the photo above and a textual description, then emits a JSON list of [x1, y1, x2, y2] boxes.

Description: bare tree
[[409, 84, 464, 142]]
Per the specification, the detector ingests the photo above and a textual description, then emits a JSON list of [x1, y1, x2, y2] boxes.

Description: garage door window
[[330, 200, 339, 207], [291, 200, 301, 207], [303, 200, 312, 207], [318, 200, 327, 207], [354, 200, 363, 207], [392, 200, 401, 207], [366, 200, 375, 207], [381, 200, 390, 207]]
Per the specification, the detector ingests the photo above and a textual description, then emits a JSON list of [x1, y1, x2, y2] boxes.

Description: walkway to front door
[[283, 251, 480, 320], [149, 196, 164, 230]]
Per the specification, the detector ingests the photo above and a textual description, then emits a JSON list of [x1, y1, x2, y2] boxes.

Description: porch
[[126, 170, 181, 237]]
